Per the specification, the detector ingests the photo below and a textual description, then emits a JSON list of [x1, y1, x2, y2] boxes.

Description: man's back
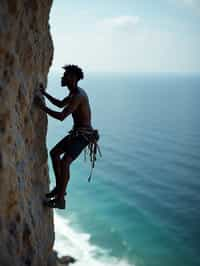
[[70, 87, 92, 128]]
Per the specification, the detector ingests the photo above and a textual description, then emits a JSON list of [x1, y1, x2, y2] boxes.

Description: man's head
[[61, 64, 84, 89]]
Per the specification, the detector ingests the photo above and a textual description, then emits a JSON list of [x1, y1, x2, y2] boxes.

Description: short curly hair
[[62, 64, 84, 81]]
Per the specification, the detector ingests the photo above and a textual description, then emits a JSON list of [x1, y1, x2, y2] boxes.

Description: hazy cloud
[[97, 15, 141, 32], [49, 2, 200, 74]]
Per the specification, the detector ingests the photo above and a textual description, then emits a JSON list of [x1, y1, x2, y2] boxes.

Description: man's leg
[[43, 135, 89, 208], [56, 135, 89, 200], [56, 154, 74, 200], [50, 149, 63, 192], [49, 135, 72, 193], [54, 136, 88, 199], [43, 154, 73, 209]]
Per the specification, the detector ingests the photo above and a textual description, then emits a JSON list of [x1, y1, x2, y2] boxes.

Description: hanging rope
[[67, 126, 102, 182]]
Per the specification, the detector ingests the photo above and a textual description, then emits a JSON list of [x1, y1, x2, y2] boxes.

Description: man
[[34, 64, 101, 209]]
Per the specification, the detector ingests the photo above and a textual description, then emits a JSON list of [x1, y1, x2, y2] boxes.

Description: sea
[[45, 71, 200, 266]]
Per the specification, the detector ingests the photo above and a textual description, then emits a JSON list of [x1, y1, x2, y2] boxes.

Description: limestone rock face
[[0, 1, 54, 266]]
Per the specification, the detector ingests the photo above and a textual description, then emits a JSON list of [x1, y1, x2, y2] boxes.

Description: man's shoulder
[[78, 87, 88, 98], [77, 86, 85, 94], [68, 90, 85, 106]]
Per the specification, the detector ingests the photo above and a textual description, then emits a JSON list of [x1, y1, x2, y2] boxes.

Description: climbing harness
[[67, 126, 102, 182]]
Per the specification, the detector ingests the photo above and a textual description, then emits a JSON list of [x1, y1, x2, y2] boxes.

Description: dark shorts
[[55, 134, 89, 161]]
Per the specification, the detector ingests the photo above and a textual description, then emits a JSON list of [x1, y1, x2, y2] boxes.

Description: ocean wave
[[53, 212, 134, 266]]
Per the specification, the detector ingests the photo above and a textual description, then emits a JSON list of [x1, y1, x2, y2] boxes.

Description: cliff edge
[[0, 1, 55, 265]]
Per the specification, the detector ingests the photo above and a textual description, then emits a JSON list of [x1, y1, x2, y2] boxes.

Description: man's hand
[[39, 83, 45, 95], [35, 83, 45, 96], [34, 95, 45, 110], [34, 96, 63, 120]]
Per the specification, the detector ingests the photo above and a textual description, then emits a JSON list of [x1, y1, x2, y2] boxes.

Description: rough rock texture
[[49, 250, 76, 266], [0, 1, 55, 266]]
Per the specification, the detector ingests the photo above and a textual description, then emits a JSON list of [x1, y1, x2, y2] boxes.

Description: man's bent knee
[[50, 148, 62, 158], [61, 154, 74, 166]]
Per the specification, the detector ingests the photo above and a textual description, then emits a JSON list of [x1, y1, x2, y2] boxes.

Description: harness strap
[[67, 127, 102, 182]]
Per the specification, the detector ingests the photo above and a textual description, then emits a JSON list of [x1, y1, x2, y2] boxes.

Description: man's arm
[[34, 96, 62, 120], [60, 95, 72, 107], [39, 84, 72, 108], [43, 91, 72, 108], [34, 94, 81, 121], [60, 95, 82, 121], [43, 91, 63, 108], [41, 105, 63, 120]]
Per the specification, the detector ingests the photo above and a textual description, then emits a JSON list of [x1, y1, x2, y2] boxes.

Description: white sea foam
[[54, 211, 135, 266]]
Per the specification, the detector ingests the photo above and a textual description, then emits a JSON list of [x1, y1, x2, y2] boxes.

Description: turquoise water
[[46, 72, 200, 266]]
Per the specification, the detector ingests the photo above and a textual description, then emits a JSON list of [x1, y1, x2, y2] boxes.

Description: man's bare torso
[[68, 87, 92, 128]]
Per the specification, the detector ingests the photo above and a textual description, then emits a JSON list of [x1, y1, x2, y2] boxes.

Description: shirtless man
[[34, 64, 99, 209]]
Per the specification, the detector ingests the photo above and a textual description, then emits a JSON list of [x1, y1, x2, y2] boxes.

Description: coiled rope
[[68, 126, 102, 182]]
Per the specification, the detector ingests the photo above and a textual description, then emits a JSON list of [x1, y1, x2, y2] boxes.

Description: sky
[[49, 0, 200, 74]]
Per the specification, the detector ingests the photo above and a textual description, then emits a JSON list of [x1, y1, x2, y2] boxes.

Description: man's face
[[61, 72, 77, 88]]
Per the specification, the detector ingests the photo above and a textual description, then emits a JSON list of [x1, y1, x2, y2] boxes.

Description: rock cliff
[[0, 1, 55, 265]]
